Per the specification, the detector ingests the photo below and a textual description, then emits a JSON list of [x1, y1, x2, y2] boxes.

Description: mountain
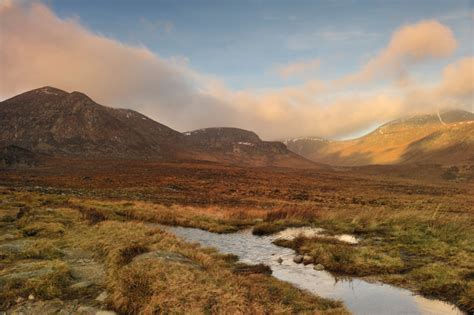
[[285, 110, 474, 166], [0, 87, 315, 168], [184, 127, 316, 168], [0, 87, 185, 158]]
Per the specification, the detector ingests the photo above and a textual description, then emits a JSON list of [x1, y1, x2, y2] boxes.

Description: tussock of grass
[[276, 237, 404, 276], [266, 207, 319, 222], [252, 221, 306, 235], [21, 222, 66, 237], [72, 220, 347, 314], [23, 239, 64, 259], [111, 243, 149, 265], [71, 199, 251, 233], [0, 260, 72, 307], [78, 206, 108, 224]]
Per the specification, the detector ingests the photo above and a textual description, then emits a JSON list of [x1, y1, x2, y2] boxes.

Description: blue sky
[[48, 0, 473, 90]]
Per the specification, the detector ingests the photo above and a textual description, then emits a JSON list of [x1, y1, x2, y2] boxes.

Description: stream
[[162, 225, 463, 315]]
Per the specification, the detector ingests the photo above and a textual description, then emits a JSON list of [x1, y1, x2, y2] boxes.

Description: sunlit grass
[[0, 188, 348, 314]]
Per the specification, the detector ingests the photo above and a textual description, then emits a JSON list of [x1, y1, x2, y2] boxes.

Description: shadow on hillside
[[400, 132, 474, 165], [316, 150, 374, 167]]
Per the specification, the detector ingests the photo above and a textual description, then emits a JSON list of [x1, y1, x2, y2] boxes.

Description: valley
[[1, 87, 473, 314], [1, 157, 473, 314]]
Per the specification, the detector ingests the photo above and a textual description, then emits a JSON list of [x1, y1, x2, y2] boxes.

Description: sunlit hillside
[[286, 110, 474, 166]]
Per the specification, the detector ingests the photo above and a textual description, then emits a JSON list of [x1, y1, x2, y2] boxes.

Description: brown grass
[[0, 188, 348, 314], [1, 157, 472, 312]]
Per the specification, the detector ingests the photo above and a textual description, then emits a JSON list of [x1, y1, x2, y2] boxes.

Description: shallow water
[[163, 225, 463, 315]]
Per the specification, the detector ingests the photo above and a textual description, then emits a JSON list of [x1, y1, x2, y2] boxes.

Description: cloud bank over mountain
[[1, 1, 472, 139]]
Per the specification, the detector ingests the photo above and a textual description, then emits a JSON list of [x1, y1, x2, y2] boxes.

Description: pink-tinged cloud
[[0, 1, 242, 130], [336, 20, 457, 86], [438, 57, 474, 98], [0, 2, 470, 140]]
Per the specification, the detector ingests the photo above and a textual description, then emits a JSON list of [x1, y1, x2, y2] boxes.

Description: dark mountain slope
[[0, 87, 184, 158], [184, 127, 317, 168]]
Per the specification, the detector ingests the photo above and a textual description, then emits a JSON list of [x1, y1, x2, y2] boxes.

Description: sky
[[1, 0, 473, 140]]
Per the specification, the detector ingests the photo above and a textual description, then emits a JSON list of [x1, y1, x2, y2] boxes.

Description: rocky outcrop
[[131, 250, 202, 269], [0, 145, 38, 167]]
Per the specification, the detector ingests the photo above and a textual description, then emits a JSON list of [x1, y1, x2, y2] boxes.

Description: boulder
[[0, 243, 24, 258], [69, 280, 94, 290], [76, 306, 98, 315], [95, 291, 108, 303], [302, 255, 314, 265], [313, 264, 325, 271], [132, 250, 202, 270], [9, 299, 83, 315], [293, 255, 304, 264], [0, 266, 54, 282]]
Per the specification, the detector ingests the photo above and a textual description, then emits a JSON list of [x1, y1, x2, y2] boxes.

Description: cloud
[[437, 57, 474, 98], [274, 58, 321, 79], [0, 1, 470, 141], [0, 0, 13, 11], [407, 57, 474, 111], [336, 20, 457, 86]]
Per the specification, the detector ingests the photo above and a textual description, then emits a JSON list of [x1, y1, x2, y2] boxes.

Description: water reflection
[[163, 225, 463, 315]]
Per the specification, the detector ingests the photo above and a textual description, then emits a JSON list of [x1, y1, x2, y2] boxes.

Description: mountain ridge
[[285, 110, 474, 166], [0, 87, 317, 168]]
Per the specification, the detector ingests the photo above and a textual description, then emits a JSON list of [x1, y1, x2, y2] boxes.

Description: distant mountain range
[[1, 87, 472, 168], [285, 110, 474, 166], [0, 87, 315, 168]]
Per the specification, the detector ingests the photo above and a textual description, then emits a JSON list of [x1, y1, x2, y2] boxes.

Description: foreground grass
[[0, 188, 347, 314], [62, 191, 474, 312], [2, 181, 473, 313]]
